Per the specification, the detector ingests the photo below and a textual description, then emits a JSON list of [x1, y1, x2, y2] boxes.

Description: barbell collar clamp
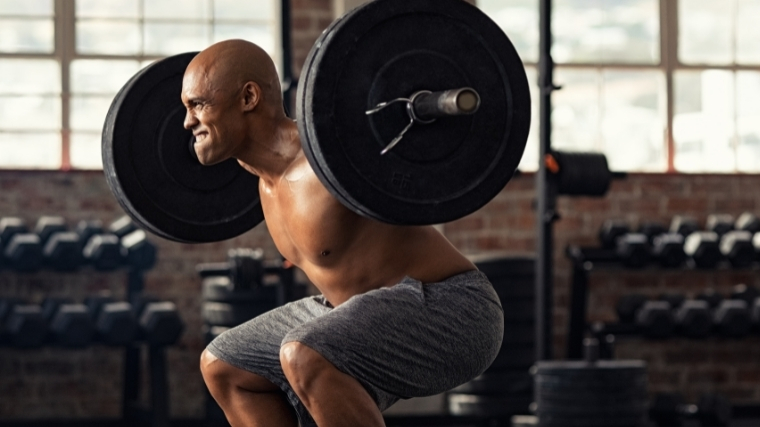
[[368, 87, 481, 155], [411, 87, 481, 122]]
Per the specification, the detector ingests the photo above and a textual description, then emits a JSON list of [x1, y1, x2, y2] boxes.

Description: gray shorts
[[206, 270, 504, 426]]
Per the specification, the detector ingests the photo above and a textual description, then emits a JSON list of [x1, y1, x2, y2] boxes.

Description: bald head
[[186, 39, 283, 112]]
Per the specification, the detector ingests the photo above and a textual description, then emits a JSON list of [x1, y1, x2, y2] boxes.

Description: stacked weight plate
[[533, 359, 648, 427], [447, 254, 535, 418]]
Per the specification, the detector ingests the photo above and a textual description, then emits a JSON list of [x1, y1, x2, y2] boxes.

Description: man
[[183, 39, 504, 427]]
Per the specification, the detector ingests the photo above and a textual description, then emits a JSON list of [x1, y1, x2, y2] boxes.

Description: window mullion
[[661, 0, 677, 172], [56, 0, 75, 170]]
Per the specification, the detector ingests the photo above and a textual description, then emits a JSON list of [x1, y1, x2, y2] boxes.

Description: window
[[479, 0, 760, 173], [0, 0, 279, 170]]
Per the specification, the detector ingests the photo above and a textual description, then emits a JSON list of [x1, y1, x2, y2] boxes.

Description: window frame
[[0, 0, 282, 171], [496, 0, 760, 173]]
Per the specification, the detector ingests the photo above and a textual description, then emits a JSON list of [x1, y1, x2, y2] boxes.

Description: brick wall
[[2, 0, 760, 421]]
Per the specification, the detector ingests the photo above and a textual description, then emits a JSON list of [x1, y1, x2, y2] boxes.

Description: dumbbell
[[658, 294, 712, 339], [695, 290, 751, 338], [735, 212, 760, 233], [8, 216, 70, 272], [637, 221, 667, 245], [109, 215, 138, 238], [706, 214, 734, 237], [131, 295, 184, 346], [615, 294, 674, 338], [0, 217, 42, 272], [42, 219, 113, 271], [615, 233, 650, 268], [79, 216, 142, 271], [650, 392, 731, 427], [670, 215, 699, 237], [0, 298, 47, 348], [719, 230, 754, 268], [84, 294, 138, 346], [684, 232, 721, 269], [652, 233, 686, 268], [41, 297, 95, 347], [121, 229, 157, 271], [598, 219, 629, 249], [83, 234, 124, 271], [197, 248, 266, 289]]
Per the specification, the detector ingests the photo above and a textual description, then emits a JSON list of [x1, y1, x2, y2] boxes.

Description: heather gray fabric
[[206, 270, 504, 426]]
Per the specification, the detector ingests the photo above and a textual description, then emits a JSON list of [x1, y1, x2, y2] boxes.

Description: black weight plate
[[447, 393, 532, 417], [202, 277, 278, 303], [103, 52, 264, 243], [202, 301, 275, 326], [489, 345, 535, 370], [297, 0, 530, 225], [450, 370, 533, 395]]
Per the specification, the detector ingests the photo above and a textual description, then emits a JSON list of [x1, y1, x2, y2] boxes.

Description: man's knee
[[201, 348, 279, 393], [280, 342, 327, 397]]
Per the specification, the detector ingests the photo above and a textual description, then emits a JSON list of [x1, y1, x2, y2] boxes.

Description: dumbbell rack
[[564, 245, 760, 359], [0, 267, 172, 427]]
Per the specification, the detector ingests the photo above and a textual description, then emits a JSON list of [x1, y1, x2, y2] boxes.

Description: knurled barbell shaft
[[411, 87, 481, 122]]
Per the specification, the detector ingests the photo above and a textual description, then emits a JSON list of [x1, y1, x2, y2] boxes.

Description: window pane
[[736, 0, 760, 65], [552, 69, 601, 152], [0, 0, 53, 16], [214, 0, 275, 20], [0, 59, 60, 94], [736, 71, 760, 172], [70, 132, 102, 169], [518, 66, 539, 171], [213, 24, 275, 53], [0, 96, 60, 130], [70, 96, 113, 132], [76, 0, 138, 18], [144, 0, 208, 20], [477, 0, 538, 63], [601, 70, 665, 171], [0, 19, 53, 53], [679, 0, 732, 65], [0, 133, 60, 168], [553, 0, 659, 64], [673, 70, 735, 172], [144, 22, 209, 55], [77, 20, 140, 55], [71, 60, 141, 94]]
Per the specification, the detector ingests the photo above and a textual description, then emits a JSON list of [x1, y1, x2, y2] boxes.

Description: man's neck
[[237, 116, 301, 184]]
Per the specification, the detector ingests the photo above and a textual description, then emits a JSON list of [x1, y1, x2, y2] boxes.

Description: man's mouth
[[194, 132, 208, 143]]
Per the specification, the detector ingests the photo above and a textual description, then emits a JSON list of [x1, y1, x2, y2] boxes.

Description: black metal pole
[[536, 0, 556, 361], [280, 0, 295, 116], [122, 268, 144, 420]]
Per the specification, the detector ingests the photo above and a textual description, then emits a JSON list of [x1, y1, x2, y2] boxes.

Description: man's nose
[[183, 109, 197, 130]]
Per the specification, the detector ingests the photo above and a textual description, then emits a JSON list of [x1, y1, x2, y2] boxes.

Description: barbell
[[102, 0, 531, 243]]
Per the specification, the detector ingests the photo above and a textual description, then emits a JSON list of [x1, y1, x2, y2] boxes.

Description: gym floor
[[2, 0, 760, 426]]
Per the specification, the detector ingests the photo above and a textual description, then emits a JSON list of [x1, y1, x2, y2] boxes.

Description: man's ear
[[242, 81, 261, 112]]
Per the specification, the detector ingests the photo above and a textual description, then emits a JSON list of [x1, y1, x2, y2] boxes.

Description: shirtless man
[[184, 39, 504, 427]]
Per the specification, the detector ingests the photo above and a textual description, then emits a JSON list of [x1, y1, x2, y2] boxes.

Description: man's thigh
[[205, 295, 332, 396], [282, 271, 504, 411]]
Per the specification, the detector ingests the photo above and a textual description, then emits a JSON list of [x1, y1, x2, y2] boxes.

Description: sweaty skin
[[182, 39, 476, 307]]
